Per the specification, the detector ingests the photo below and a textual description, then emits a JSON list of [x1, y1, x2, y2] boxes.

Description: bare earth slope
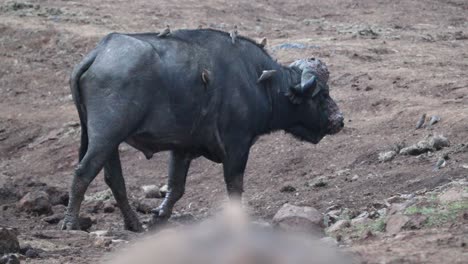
[[0, 0, 467, 263]]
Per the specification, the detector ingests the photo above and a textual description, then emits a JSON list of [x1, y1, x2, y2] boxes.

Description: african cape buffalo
[[62, 29, 344, 231]]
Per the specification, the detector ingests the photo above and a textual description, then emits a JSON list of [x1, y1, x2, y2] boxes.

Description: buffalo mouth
[[326, 113, 344, 135], [323, 95, 344, 135]]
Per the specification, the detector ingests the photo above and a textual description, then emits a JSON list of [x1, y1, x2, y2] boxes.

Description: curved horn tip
[[257, 70, 277, 83], [301, 75, 318, 94]]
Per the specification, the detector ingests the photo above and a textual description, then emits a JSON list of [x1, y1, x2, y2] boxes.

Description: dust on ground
[[0, 0, 467, 263]]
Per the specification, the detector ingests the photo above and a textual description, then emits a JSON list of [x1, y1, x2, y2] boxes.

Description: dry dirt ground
[[0, 0, 467, 263]]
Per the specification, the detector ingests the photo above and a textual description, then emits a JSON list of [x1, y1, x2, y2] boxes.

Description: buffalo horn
[[292, 70, 318, 95], [257, 70, 276, 83]]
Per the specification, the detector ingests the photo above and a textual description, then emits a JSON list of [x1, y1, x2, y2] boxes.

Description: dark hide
[[62, 29, 344, 231]]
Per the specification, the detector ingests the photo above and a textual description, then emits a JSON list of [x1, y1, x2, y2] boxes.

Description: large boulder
[[17, 191, 52, 215], [273, 204, 323, 235]]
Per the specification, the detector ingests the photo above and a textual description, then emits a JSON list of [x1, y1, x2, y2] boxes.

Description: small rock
[[371, 202, 387, 210], [336, 169, 351, 177], [25, 248, 40, 258], [43, 186, 68, 206], [94, 237, 112, 248], [19, 244, 32, 255], [340, 208, 357, 220], [17, 191, 52, 215], [386, 196, 407, 204], [159, 185, 169, 197], [400, 193, 415, 200], [51, 204, 66, 214], [351, 216, 372, 226], [79, 216, 94, 231], [385, 214, 410, 235], [326, 205, 341, 212], [326, 209, 342, 218], [351, 175, 360, 181], [326, 219, 350, 233], [84, 189, 113, 202], [377, 208, 387, 217], [378, 150, 397, 162], [368, 210, 380, 219], [110, 239, 128, 244], [135, 198, 160, 214], [0, 228, 19, 254], [90, 230, 109, 237], [387, 200, 415, 215], [323, 209, 342, 227], [280, 185, 296, 193], [361, 230, 374, 240], [103, 201, 115, 213], [42, 213, 64, 224], [404, 214, 428, 230], [0, 254, 19, 264], [309, 176, 328, 187], [141, 185, 162, 199], [355, 211, 369, 219], [430, 135, 449, 150], [85, 200, 103, 214], [273, 204, 323, 235], [399, 145, 422, 155]]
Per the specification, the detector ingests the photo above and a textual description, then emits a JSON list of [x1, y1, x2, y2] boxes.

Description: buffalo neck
[[263, 66, 302, 133]]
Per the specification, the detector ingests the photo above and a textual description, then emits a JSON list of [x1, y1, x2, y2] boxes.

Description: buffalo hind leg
[[62, 143, 116, 230], [151, 151, 191, 224], [104, 149, 143, 232]]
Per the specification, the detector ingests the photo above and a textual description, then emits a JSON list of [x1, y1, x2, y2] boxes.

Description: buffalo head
[[285, 58, 344, 143]]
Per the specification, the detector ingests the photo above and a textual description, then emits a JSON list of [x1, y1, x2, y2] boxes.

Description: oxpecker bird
[[415, 113, 426, 129], [230, 25, 238, 44], [158, 25, 171, 37], [260, 37, 267, 48]]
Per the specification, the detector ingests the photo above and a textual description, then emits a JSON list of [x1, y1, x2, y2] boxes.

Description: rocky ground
[[0, 0, 467, 263]]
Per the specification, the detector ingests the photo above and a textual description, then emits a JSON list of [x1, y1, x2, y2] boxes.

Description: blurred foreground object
[[106, 202, 353, 264]]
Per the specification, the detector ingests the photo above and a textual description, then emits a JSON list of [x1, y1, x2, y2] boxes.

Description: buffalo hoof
[[61, 217, 80, 231], [149, 208, 170, 228], [124, 219, 144, 233]]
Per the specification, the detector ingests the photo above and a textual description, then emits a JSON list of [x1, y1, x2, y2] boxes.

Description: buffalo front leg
[[151, 151, 191, 223], [104, 149, 143, 232], [223, 147, 250, 199]]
